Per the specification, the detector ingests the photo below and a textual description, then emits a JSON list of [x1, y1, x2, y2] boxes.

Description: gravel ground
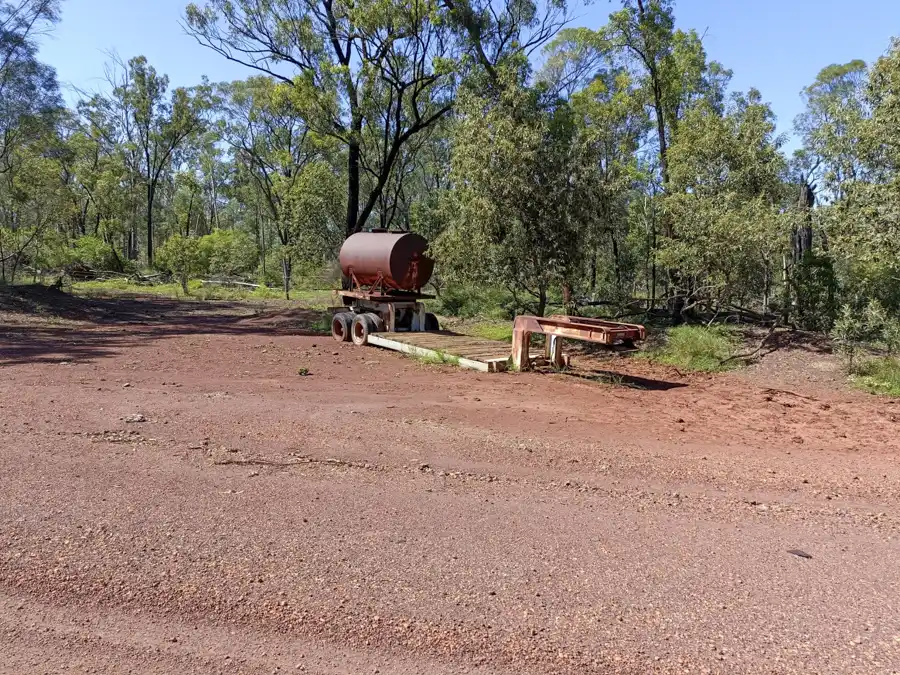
[[2, 293, 900, 674]]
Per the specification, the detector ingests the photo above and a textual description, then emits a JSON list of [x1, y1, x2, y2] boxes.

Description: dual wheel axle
[[331, 311, 383, 346], [331, 310, 440, 346]]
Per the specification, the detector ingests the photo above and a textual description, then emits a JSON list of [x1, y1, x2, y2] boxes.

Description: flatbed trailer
[[331, 230, 647, 370], [366, 331, 517, 372]]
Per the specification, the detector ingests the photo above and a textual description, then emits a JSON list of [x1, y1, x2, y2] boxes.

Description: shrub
[[831, 301, 900, 368], [198, 230, 258, 277], [793, 252, 838, 331], [29, 230, 72, 271], [257, 249, 287, 288], [432, 285, 515, 320], [831, 305, 869, 369], [851, 357, 900, 397], [71, 236, 121, 272], [156, 235, 203, 293], [643, 325, 739, 372]]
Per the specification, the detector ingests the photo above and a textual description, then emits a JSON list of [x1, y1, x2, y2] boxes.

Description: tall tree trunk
[[781, 253, 791, 325], [146, 183, 155, 265], [186, 192, 195, 237], [793, 177, 815, 264], [562, 283, 572, 316], [260, 211, 266, 278], [536, 286, 547, 317], [636, 0, 679, 322], [78, 202, 88, 236], [281, 255, 291, 300], [611, 233, 622, 289], [210, 176, 219, 231], [0, 238, 6, 285], [636, 0, 670, 193], [346, 138, 361, 238], [649, 220, 657, 309]]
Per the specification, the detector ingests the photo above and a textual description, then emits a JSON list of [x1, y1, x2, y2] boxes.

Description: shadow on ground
[[561, 368, 687, 391], [0, 285, 330, 367]]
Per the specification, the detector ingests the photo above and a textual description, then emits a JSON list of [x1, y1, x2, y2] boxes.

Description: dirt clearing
[[2, 291, 899, 674]]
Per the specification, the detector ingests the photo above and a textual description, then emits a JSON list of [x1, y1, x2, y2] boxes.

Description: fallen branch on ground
[[718, 324, 779, 366], [200, 279, 262, 289]]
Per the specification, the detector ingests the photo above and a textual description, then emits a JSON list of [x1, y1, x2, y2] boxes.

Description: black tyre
[[331, 312, 352, 342], [364, 312, 385, 333], [424, 312, 440, 331], [351, 313, 374, 346]]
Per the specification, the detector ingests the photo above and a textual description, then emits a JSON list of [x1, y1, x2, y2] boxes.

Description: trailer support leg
[[512, 329, 531, 371], [548, 335, 565, 369]]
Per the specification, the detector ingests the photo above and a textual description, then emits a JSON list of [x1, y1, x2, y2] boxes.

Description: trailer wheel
[[364, 312, 385, 333], [351, 314, 374, 346], [424, 312, 440, 331], [331, 312, 352, 342]]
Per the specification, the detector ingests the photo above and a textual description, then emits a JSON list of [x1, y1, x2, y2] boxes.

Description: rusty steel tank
[[339, 231, 435, 293]]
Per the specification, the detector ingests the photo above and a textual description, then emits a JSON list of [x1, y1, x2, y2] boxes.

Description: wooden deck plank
[[367, 331, 515, 372]]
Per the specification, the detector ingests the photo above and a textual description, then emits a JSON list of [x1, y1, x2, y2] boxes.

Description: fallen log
[[200, 279, 262, 289]]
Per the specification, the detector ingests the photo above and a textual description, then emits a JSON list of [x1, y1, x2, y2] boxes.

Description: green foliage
[[416, 350, 461, 367], [642, 325, 739, 372], [116, 56, 208, 264], [156, 234, 203, 293], [198, 229, 258, 276], [436, 73, 589, 315], [830, 301, 900, 369], [460, 321, 515, 343], [830, 305, 869, 369], [851, 358, 900, 397], [792, 252, 838, 331], [71, 236, 120, 272], [257, 249, 287, 288], [662, 90, 788, 310], [29, 229, 71, 270], [794, 60, 868, 198], [431, 285, 515, 320]]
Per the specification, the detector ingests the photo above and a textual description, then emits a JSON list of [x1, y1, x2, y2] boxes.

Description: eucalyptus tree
[[604, 0, 731, 320], [186, 0, 457, 238], [661, 89, 788, 315], [0, 0, 61, 173], [437, 69, 593, 316], [795, 61, 869, 199], [218, 77, 342, 296], [185, 0, 570, 238], [826, 41, 900, 312], [120, 57, 208, 264]]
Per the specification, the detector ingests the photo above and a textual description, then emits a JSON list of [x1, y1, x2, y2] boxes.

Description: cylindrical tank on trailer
[[339, 231, 435, 292]]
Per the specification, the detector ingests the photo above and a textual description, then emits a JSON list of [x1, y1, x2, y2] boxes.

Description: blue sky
[[38, 0, 900, 148]]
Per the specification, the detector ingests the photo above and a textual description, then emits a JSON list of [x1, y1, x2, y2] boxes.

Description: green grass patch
[[428, 286, 515, 320], [74, 278, 189, 298], [71, 278, 334, 306], [309, 315, 332, 333], [287, 289, 335, 309], [416, 349, 461, 366], [640, 325, 739, 372], [458, 321, 514, 343], [850, 357, 900, 397]]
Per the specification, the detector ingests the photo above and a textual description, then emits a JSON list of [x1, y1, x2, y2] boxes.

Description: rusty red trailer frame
[[512, 314, 646, 371]]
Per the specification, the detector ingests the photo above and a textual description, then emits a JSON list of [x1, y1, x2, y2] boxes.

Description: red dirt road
[[2, 294, 900, 674]]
